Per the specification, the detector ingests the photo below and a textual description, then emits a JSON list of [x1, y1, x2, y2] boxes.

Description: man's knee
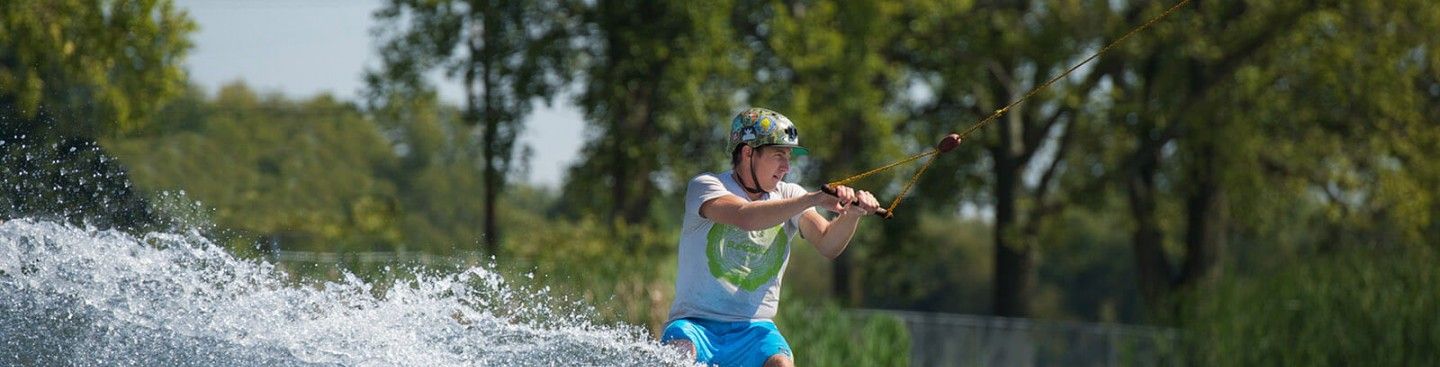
[[665, 339, 695, 357], [764, 353, 794, 367]]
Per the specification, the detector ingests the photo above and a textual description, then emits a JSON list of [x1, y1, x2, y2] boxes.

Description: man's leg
[[666, 339, 696, 358], [764, 353, 794, 367], [749, 321, 792, 367], [661, 319, 714, 363]]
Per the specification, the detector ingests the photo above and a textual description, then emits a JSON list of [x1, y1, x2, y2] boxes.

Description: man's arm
[[797, 186, 879, 260], [700, 191, 831, 231]]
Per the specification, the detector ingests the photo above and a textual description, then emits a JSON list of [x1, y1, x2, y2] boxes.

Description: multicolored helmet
[[728, 107, 808, 156]]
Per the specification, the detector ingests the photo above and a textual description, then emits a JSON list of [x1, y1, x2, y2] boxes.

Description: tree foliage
[[0, 0, 193, 229], [560, 0, 745, 230], [368, 0, 580, 257], [1066, 0, 1440, 314], [108, 83, 404, 252], [0, 0, 194, 139]]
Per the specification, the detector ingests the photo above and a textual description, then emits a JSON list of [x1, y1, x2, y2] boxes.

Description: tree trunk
[[831, 115, 865, 305], [608, 104, 629, 225], [481, 104, 501, 257], [616, 80, 658, 225], [1127, 131, 1173, 311], [1180, 144, 1225, 289], [479, 14, 502, 258], [992, 113, 1033, 317]]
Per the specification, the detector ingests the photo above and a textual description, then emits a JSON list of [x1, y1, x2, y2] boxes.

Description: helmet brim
[[764, 144, 809, 157]]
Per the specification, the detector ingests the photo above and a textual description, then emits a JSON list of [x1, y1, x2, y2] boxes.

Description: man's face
[[748, 146, 792, 191]]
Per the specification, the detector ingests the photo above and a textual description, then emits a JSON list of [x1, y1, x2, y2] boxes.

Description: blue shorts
[[661, 318, 793, 367]]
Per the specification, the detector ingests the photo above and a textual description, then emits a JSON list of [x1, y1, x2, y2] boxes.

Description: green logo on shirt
[[706, 223, 789, 291]]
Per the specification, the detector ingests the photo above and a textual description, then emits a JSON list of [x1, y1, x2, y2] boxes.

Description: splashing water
[[0, 219, 695, 366]]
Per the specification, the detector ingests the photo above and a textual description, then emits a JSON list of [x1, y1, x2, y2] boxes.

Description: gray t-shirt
[[667, 171, 812, 322]]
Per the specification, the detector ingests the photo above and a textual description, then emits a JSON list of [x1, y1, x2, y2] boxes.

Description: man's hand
[[799, 185, 883, 259], [816, 185, 881, 215]]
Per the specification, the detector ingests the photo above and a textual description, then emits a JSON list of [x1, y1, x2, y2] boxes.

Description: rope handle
[[820, 184, 894, 219]]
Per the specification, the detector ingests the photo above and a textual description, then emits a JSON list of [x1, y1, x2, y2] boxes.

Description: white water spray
[[0, 219, 694, 366]]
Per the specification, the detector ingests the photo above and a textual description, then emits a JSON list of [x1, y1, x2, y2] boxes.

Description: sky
[[177, 0, 584, 188]]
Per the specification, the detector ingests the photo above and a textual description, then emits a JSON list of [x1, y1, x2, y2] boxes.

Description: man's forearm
[[732, 193, 819, 231], [813, 212, 862, 259]]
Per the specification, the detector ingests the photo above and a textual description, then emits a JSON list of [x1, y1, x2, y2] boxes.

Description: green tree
[[108, 82, 403, 254], [368, 0, 579, 257], [0, 0, 193, 139], [897, 0, 1113, 317], [0, 0, 193, 228], [561, 0, 745, 230], [1083, 0, 1440, 317], [1229, 0, 1440, 252]]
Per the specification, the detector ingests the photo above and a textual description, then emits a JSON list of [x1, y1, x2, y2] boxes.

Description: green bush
[[499, 212, 678, 332], [775, 296, 911, 367], [1182, 247, 1440, 365]]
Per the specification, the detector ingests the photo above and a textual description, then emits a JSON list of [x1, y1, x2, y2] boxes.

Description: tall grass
[[776, 296, 911, 366], [1181, 247, 1440, 365]]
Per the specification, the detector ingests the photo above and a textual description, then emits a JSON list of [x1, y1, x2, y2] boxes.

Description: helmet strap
[[742, 146, 766, 195]]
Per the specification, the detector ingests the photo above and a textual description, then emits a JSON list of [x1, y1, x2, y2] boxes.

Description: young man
[[661, 108, 881, 367]]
